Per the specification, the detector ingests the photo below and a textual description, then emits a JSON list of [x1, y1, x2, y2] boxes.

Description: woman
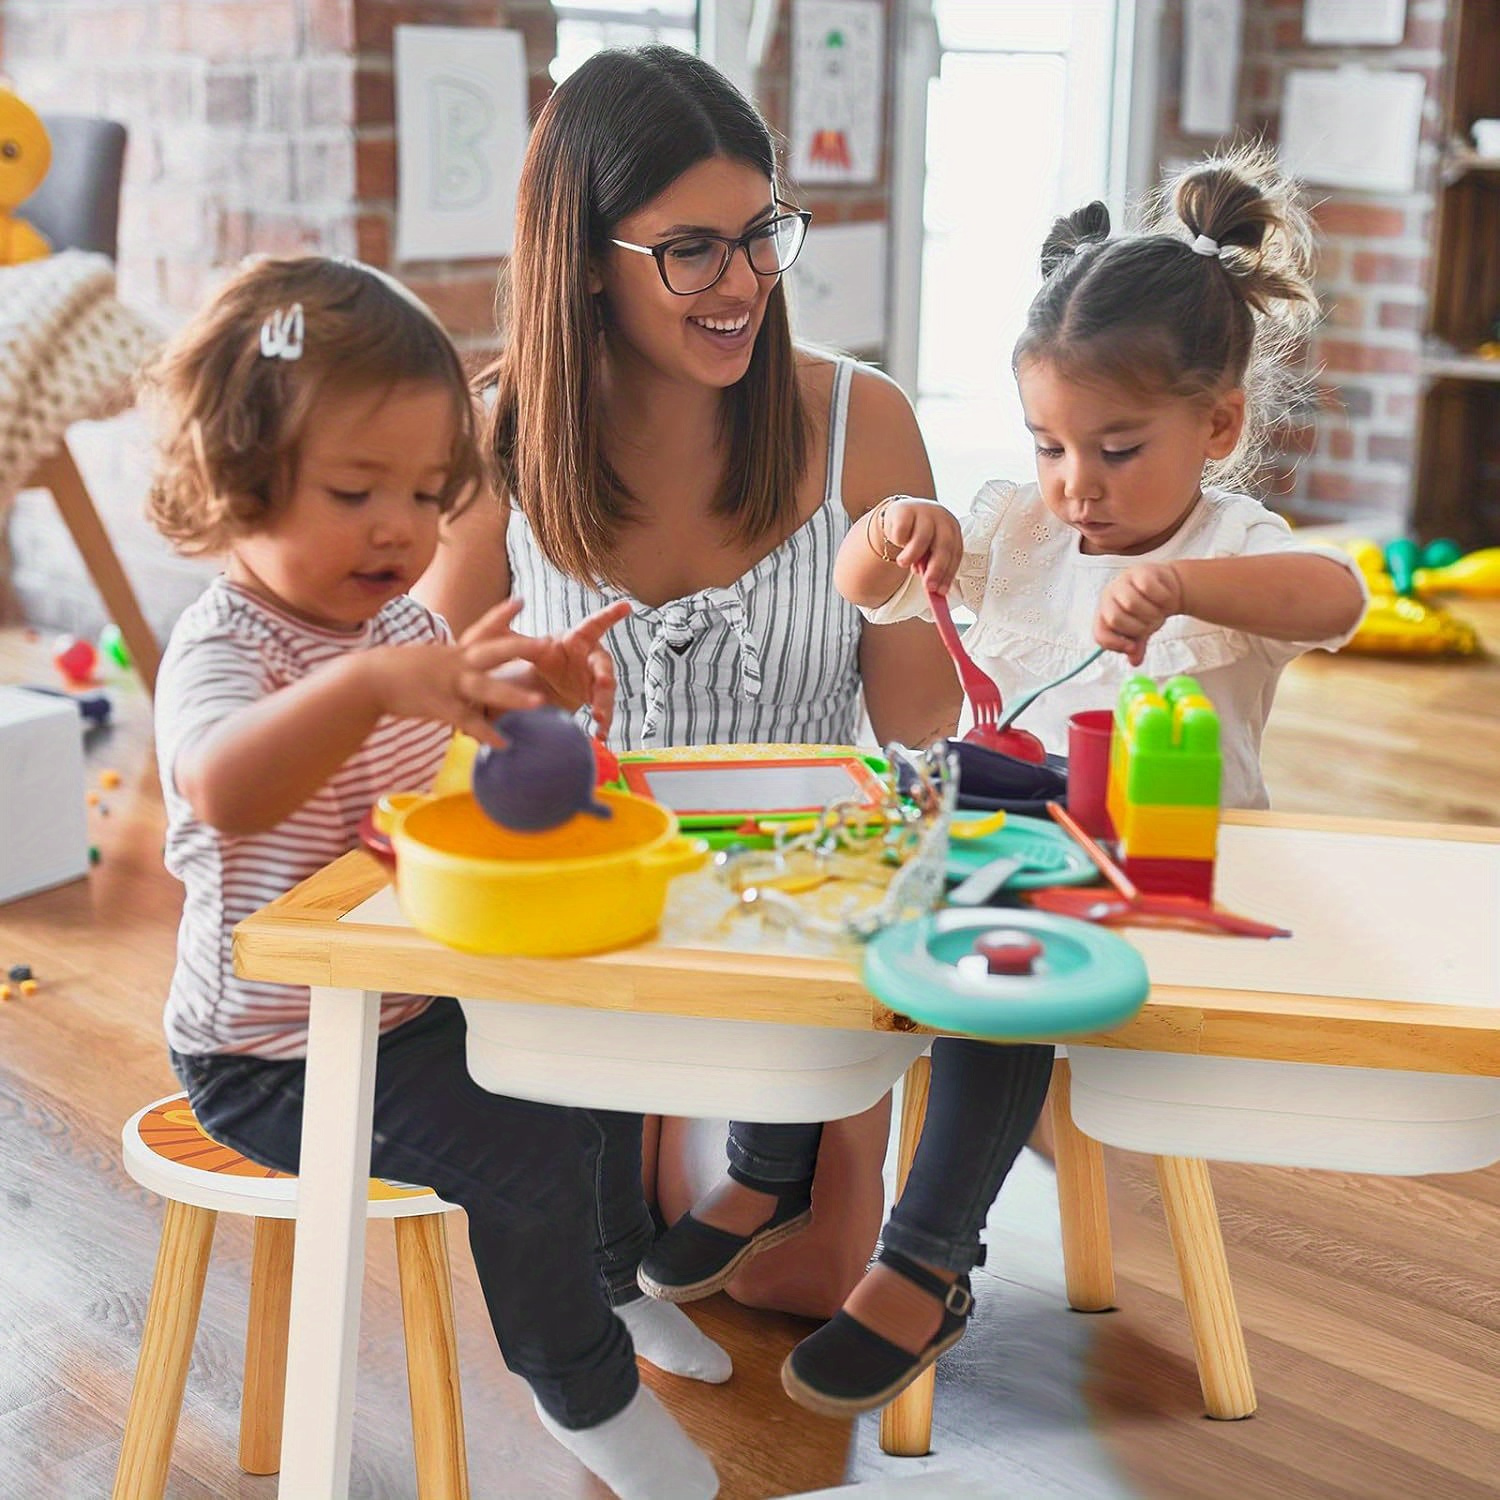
[[417, 45, 960, 1357]]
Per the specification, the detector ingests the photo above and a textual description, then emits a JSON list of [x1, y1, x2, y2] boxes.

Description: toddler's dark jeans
[[725, 1038, 1056, 1275], [172, 997, 640, 1430]]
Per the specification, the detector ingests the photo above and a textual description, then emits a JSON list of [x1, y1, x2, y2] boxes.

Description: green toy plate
[[946, 811, 1097, 891], [863, 909, 1150, 1040]]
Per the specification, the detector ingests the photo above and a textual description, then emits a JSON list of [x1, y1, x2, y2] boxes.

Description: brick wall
[[0, 0, 558, 635], [0, 0, 556, 351], [1154, 0, 1448, 527]]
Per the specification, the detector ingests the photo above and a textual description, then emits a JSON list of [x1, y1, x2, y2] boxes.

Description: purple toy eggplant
[[471, 707, 613, 832]]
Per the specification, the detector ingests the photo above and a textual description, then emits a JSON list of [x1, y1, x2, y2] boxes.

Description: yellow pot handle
[[372, 791, 428, 836], [639, 835, 711, 878]]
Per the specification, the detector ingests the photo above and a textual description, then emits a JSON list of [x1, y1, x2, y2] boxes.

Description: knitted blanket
[[0, 248, 160, 503]]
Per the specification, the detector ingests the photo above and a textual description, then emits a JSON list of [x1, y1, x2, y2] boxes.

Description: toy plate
[[863, 909, 1149, 1040], [945, 811, 1097, 891]]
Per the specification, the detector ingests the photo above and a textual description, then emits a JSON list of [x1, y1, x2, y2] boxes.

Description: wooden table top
[[235, 807, 1500, 1078]]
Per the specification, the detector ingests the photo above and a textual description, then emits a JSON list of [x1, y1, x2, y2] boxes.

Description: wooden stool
[[113, 1094, 468, 1499]]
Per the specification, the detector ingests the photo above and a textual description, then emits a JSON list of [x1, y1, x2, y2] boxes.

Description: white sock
[[535, 1385, 719, 1500], [616, 1295, 733, 1384]]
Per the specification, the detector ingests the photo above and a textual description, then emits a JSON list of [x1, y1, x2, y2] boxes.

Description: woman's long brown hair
[[482, 46, 809, 586]]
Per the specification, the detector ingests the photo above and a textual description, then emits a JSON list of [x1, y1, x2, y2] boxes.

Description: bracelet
[[865, 500, 899, 565]]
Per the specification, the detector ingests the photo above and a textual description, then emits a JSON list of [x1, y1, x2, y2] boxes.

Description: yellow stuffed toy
[[0, 87, 52, 264]]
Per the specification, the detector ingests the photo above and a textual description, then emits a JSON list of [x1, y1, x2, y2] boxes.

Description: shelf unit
[[1414, 0, 1500, 546]]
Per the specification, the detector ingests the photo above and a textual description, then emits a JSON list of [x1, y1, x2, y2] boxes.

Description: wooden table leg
[[31, 440, 161, 694], [1051, 1057, 1116, 1312], [278, 987, 382, 1498], [1155, 1154, 1256, 1419], [880, 1053, 934, 1458]]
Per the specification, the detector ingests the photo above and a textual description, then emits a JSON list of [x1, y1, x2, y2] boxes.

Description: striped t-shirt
[[155, 578, 451, 1059]]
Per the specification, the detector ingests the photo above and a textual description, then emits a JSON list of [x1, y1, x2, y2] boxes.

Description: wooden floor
[[0, 607, 1497, 1499]]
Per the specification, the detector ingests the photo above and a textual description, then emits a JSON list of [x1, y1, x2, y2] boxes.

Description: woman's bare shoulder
[[835, 363, 933, 519]]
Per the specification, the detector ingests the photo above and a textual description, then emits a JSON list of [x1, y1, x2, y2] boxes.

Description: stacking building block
[[1107, 674, 1221, 902]]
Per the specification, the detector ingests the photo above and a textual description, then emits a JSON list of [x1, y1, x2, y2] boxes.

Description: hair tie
[[260, 303, 305, 361], [1189, 233, 1221, 259]]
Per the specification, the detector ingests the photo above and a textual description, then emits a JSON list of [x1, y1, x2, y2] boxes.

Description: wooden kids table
[[234, 809, 1500, 1498]]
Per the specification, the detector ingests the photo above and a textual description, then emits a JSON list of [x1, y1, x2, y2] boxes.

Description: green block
[[1113, 673, 1222, 807], [1120, 755, 1221, 806]]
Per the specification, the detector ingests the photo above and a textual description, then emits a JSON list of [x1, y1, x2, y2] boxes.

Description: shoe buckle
[[944, 1282, 973, 1317]]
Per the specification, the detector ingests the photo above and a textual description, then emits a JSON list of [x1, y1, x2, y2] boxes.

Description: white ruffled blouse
[[863, 481, 1366, 809]]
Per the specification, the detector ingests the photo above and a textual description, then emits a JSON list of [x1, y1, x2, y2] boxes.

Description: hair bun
[[1039, 201, 1111, 278]]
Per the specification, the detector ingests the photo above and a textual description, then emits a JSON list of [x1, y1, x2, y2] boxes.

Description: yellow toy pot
[[362, 787, 708, 956]]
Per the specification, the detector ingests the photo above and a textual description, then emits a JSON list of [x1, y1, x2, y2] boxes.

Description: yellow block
[[1116, 802, 1220, 861]]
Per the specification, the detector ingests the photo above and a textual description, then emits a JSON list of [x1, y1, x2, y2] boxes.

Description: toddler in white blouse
[[837, 147, 1367, 810]]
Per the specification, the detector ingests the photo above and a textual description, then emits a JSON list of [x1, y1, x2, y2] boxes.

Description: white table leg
[[278, 987, 382, 1498]]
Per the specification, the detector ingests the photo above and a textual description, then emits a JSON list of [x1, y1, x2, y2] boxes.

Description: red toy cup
[[1066, 709, 1116, 842]]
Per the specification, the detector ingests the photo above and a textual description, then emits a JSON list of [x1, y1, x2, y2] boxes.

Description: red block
[[1122, 855, 1214, 903]]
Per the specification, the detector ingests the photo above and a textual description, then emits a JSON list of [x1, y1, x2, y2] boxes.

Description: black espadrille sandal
[[636, 1177, 814, 1303], [780, 1247, 973, 1416]]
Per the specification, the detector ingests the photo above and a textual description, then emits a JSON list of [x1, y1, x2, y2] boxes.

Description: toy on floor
[[52, 635, 99, 687], [1339, 538, 1486, 658], [98, 623, 133, 673], [3, 964, 40, 1001], [0, 88, 52, 265], [470, 707, 612, 833]]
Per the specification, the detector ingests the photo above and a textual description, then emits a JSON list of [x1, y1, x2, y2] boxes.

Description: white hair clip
[[259, 303, 305, 361], [1190, 233, 1222, 258]]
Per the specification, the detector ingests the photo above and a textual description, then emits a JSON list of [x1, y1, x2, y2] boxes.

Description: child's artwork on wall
[[394, 26, 528, 262], [1280, 66, 1425, 193], [790, 0, 884, 186], [788, 221, 886, 350], [1303, 0, 1407, 46], [1182, 0, 1243, 137]]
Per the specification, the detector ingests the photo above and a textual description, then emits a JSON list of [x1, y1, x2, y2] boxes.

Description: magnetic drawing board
[[618, 751, 886, 824]]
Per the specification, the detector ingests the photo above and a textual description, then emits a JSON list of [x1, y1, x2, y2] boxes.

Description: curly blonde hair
[[140, 257, 483, 555]]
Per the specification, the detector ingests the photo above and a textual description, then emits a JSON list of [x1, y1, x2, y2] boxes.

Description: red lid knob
[[973, 930, 1044, 976]]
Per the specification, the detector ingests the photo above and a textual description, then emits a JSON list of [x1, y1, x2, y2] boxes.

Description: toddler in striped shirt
[[143, 256, 717, 1499]]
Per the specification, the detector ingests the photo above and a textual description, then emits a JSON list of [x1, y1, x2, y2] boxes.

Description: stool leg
[[1155, 1155, 1256, 1419], [239, 1217, 294, 1474], [880, 1055, 935, 1458], [395, 1214, 470, 1500], [33, 440, 161, 695], [1051, 1058, 1116, 1312], [113, 1200, 217, 1500]]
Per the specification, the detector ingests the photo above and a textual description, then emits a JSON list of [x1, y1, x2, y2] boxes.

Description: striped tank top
[[508, 357, 864, 750]]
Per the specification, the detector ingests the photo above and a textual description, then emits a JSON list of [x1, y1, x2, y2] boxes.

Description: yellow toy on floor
[[0, 87, 52, 264], [1339, 538, 1483, 658]]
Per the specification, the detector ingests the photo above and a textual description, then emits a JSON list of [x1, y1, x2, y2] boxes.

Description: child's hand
[[502, 600, 631, 736], [879, 498, 965, 592], [1094, 563, 1185, 666], [363, 598, 548, 746]]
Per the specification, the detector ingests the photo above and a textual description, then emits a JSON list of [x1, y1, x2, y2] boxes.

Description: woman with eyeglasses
[[417, 42, 979, 1459]]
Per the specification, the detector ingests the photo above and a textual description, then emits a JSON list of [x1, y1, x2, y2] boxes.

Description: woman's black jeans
[[172, 997, 642, 1430], [723, 1037, 1055, 1275]]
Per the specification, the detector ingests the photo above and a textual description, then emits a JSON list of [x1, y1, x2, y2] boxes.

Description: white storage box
[[0, 687, 89, 903]]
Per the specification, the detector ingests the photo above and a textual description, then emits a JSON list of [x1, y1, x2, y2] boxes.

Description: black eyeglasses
[[610, 203, 813, 296]]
